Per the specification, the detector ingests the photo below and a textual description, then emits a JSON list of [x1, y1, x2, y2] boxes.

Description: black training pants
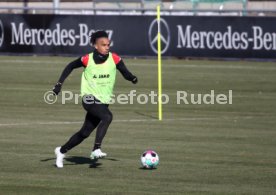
[[60, 99, 113, 153]]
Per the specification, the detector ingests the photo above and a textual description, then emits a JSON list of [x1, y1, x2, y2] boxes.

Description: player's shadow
[[65, 156, 119, 168], [65, 156, 102, 168], [41, 156, 119, 168]]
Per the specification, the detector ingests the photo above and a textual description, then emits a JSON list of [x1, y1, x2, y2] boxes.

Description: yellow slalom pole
[[157, 5, 162, 121]]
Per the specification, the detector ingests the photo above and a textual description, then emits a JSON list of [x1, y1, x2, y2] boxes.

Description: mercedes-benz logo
[[148, 18, 170, 54], [0, 19, 3, 48]]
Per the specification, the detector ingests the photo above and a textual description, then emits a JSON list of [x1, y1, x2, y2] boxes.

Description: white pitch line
[[0, 117, 214, 127], [0, 59, 65, 64]]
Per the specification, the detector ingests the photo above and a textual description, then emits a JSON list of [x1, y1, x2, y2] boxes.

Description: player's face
[[94, 38, 110, 55]]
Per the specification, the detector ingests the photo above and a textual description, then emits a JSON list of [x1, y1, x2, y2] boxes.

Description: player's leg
[[55, 113, 100, 168], [94, 106, 113, 150], [60, 113, 100, 153], [82, 101, 113, 159], [90, 106, 113, 159]]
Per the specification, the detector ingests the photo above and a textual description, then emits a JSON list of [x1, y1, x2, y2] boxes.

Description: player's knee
[[103, 113, 113, 124], [79, 129, 91, 139]]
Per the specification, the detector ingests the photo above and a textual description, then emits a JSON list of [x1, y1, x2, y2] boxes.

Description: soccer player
[[52, 30, 137, 168]]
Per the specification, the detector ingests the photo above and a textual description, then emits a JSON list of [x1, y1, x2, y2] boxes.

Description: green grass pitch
[[0, 55, 275, 194]]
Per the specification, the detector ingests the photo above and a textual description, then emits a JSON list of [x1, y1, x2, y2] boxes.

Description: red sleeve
[[81, 54, 89, 67], [112, 53, 121, 65]]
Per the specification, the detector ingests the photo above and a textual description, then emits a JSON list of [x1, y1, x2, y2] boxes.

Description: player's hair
[[90, 30, 108, 45]]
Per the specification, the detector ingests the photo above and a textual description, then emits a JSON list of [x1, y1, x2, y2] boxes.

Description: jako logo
[[93, 74, 110, 79], [0, 19, 4, 47], [148, 18, 170, 54]]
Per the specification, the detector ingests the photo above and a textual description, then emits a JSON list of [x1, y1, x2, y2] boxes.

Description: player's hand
[[132, 76, 138, 84], [53, 82, 62, 95]]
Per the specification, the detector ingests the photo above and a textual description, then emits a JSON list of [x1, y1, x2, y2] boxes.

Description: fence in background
[[1, 0, 276, 16]]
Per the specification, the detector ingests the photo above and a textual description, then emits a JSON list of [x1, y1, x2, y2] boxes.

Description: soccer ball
[[140, 150, 159, 169]]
